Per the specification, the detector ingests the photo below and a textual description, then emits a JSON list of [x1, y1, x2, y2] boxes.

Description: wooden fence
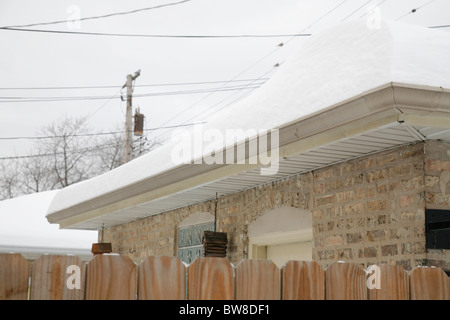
[[1, 253, 449, 300]]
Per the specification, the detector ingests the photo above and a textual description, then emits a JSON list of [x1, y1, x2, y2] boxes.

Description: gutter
[[47, 83, 450, 229]]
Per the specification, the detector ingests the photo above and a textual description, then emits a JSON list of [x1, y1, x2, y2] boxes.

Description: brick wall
[[103, 141, 440, 271], [424, 140, 450, 271], [103, 173, 313, 264], [312, 142, 426, 270]]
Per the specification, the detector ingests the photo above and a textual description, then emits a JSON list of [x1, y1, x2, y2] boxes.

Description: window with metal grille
[[177, 222, 215, 264]]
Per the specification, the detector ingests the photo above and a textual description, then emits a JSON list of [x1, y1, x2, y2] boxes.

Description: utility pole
[[122, 70, 141, 164]]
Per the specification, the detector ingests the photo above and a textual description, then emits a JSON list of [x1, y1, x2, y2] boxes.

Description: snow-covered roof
[[46, 19, 450, 229], [0, 191, 97, 259]]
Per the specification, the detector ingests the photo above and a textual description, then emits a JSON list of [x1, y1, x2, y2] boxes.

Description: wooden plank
[[326, 262, 367, 300], [0, 253, 29, 300], [188, 257, 233, 300], [410, 267, 450, 300], [138, 256, 186, 300], [235, 259, 280, 300], [368, 265, 409, 300], [30, 255, 86, 300], [85, 254, 137, 300], [282, 261, 325, 300]]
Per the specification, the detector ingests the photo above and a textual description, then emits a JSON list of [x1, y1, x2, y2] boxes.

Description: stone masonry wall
[[103, 142, 433, 270], [103, 173, 313, 264], [424, 140, 450, 271], [312, 142, 426, 270]]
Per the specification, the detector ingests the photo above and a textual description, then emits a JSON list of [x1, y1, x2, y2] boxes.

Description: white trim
[[248, 228, 313, 259], [178, 212, 214, 228]]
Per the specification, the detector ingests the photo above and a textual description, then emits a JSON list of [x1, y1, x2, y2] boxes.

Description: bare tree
[[96, 124, 125, 172], [38, 115, 97, 188], [19, 148, 54, 194], [1, 115, 163, 200], [0, 160, 21, 200], [131, 135, 162, 161], [95, 122, 161, 171]]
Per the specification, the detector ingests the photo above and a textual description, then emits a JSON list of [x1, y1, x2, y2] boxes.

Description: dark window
[[426, 209, 450, 249]]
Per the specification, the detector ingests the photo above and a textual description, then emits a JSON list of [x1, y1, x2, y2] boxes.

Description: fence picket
[[409, 267, 450, 300], [235, 259, 280, 300], [188, 257, 233, 300], [282, 260, 325, 300], [85, 254, 137, 300], [1, 252, 449, 300], [138, 256, 186, 300], [30, 255, 86, 300], [0, 253, 29, 300], [368, 265, 409, 300], [326, 262, 367, 300]]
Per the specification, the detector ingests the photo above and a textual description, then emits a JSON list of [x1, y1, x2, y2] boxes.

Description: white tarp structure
[[0, 190, 97, 260]]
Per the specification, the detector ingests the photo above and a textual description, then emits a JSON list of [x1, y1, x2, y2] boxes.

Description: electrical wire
[[0, 122, 206, 141], [358, 0, 387, 18], [340, 0, 372, 22], [184, 68, 277, 126], [284, 0, 349, 46], [0, 27, 313, 39], [86, 87, 122, 121], [429, 24, 450, 29], [151, 0, 350, 142], [0, 122, 207, 160], [0, 0, 195, 29], [0, 142, 122, 161], [0, 78, 269, 91], [395, 0, 437, 21], [0, 83, 264, 103]]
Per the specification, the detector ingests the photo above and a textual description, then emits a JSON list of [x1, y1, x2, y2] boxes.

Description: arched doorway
[[248, 207, 313, 268]]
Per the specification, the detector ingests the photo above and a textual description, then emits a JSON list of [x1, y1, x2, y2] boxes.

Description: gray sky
[[1, 0, 449, 158]]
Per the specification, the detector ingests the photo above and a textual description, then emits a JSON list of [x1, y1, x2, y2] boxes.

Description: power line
[[0, 78, 269, 91], [0, 122, 207, 161], [151, 48, 279, 130], [151, 0, 350, 142], [0, 122, 206, 141], [190, 0, 350, 126], [341, 0, 372, 22], [358, 0, 387, 18], [86, 88, 122, 121], [0, 0, 194, 29], [0, 142, 120, 161], [0, 27, 313, 39], [186, 68, 277, 126], [0, 84, 264, 103], [430, 24, 450, 29], [395, 0, 437, 21]]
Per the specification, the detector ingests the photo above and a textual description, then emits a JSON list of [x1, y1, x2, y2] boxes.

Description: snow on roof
[[47, 19, 450, 218], [0, 191, 97, 255]]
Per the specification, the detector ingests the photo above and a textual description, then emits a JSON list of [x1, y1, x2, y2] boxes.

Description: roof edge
[[48, 84, 450, 229]]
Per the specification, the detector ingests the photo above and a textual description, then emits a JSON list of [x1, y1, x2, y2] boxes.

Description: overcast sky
[[0, 0, 449, 159]]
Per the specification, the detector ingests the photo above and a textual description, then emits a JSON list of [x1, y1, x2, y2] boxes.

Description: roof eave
[[47, 83, 450, 229]]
